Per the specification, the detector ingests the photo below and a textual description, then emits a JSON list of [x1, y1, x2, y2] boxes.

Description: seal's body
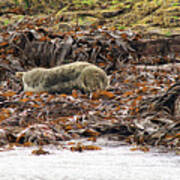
[[16, 62, 108, 93]]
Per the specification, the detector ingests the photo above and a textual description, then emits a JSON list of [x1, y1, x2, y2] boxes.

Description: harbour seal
[[16, 62, 109, 93]]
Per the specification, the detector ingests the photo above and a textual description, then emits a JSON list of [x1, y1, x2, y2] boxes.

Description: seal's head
[[15, 72, 24, 79]]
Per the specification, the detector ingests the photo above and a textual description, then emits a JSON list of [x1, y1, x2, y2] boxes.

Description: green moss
[[116, 25, 126, 30], [1, 0, 180, 35], [165, 31, 172, 37], [111, 0, 120, 4], [14, 0, 19, 5], [73, 0, 97, 8], [171, 2, 180, 6], [172, 16, 179, 20], [3, 19, 10, 26]]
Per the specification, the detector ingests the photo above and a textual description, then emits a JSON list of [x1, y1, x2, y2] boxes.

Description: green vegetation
[[73, 0, 97, 8], [172, 16, 179, 20], [116, 25, 126, 30], [13, 0, 30, 8], [3, 19, 10, 26], [14, 0, 19, 6], [165, 31, 172, 37], [24, 0, 30, 9], [0, 0, 179, 35], [171, 2, 180, 6], [77, 0, 96, 6]]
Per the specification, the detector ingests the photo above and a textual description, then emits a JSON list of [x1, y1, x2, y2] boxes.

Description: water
[[0, 146, 179, 180]]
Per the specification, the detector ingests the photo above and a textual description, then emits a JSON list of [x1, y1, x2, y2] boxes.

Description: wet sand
[[0, 146, 179, 180]]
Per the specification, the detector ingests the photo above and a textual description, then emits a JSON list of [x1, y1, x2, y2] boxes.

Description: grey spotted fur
[[16, 62, 109, 93]]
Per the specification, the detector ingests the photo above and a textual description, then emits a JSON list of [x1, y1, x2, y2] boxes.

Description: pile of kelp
[[0, 25, 180, 153]]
